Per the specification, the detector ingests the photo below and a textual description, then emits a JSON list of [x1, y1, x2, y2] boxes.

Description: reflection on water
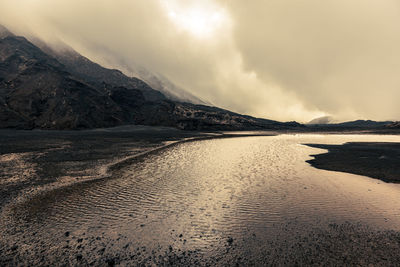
[[2, 134, 400, 261]]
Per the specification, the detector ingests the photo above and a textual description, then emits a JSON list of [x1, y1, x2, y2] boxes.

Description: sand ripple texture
[[2, 134, 400, 265]]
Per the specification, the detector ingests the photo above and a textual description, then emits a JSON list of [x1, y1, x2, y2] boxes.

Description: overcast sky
[[1, 0, 399, 122]]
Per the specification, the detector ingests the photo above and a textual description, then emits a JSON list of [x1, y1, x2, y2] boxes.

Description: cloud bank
[[1, 0, 399, 122]]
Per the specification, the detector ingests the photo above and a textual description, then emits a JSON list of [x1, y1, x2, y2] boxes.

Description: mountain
[[0, 26, 301, 130], [35, 42, 166, 102], [35, 40, 207, 105], [307, 116, 394, 128], [0, 25, 14, 38], [119, 62, 209, 105], [0, 34, 144, 129], [333, 120, 394, 128], [306, 118, 395, 130], [307, 116, 335, 125]]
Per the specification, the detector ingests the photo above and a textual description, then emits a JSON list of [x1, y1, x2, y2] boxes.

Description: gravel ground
[[2, 220, 400, 266]]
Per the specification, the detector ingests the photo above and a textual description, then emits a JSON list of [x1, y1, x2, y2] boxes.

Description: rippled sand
[[1, 133, 400, 265]]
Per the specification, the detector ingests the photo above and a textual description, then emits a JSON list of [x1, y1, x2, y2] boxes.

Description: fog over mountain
[[2, 27, 305, 130], [33, 39, 207, 105], [1, 0, 399, 122]]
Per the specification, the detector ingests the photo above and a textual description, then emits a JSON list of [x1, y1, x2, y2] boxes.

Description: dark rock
[[105, 258, 116, 267]]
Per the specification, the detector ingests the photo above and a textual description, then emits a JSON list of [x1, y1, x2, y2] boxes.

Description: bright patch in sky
[[162, 1, 229, 38]]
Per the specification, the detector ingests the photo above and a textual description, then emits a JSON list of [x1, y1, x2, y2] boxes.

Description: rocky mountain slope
[[35, 39, 208, 105], [36, 43, 166, 103], [128, 66, 209, 105], [0, 27, 300, 130]]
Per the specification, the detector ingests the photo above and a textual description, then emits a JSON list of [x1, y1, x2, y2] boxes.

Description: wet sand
[[2, 131, 400, 266], [0, 126, 275, 210], [0, 126, 210, 208], [306, 142, 400, 183]]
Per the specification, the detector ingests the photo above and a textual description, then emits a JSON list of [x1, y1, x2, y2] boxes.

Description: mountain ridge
[[0, 27, 301, 131], [307, 118, 394, 128], [33, 39, 208, 105]]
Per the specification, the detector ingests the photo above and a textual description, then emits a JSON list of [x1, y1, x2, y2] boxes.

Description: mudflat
[[306, 142, 400, 183], [2, 132, 400, 266], [0, 126, 273, 208], [0, 126, 206, 208]]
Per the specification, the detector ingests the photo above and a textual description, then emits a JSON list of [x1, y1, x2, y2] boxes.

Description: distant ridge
[[306, 118, 394, 129], [333, 120, 394, 128]]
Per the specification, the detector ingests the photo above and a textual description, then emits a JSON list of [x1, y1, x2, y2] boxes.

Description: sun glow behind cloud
[[162, 0, 229, 39], [1, 0, 399, 122]]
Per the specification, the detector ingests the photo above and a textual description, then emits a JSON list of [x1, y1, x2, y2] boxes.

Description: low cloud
[[1, 0, 399, 122]]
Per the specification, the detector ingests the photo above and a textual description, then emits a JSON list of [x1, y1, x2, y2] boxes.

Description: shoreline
[[306, 142, 400, 183], [0, 128, 276, 210], [1, 128, 398, 211], [2, 132, 400, 265]]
